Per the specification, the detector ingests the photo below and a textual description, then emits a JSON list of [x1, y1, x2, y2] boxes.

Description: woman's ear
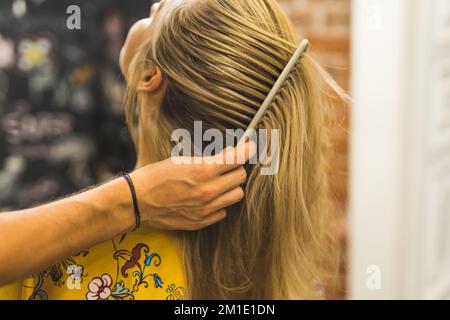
[[137, 65, 163, 93]]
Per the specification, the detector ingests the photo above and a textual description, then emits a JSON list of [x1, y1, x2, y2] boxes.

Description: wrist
[[129, 163, 161, 228], [109, 177, 137, 233], [123, 173, 141, 230], [79, 177, 137, 236]]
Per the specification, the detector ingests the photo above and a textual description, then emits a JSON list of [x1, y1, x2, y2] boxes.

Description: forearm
[[0, 177, 135, 286], [0, 143, 254, 286]]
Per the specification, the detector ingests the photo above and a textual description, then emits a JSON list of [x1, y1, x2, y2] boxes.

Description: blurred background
[[0, 0, 448, 299], [0, 0, 148, 210]]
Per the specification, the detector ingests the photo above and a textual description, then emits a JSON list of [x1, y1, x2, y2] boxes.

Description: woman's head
[[121, 0, 346, 299]]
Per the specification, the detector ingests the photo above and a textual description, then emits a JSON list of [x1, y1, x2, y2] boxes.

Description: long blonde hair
[[125, 0, 347, 299]]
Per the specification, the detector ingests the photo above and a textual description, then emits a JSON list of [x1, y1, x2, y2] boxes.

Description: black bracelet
[[123, 173, 141, 230]]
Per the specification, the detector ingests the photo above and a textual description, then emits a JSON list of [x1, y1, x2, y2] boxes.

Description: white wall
[[350, 0, 450, 299]]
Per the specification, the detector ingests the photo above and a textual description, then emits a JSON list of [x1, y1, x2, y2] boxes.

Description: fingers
[[192, 209, 227, 231], [212, 141, 257, 175], [186, 166, 246, 206], [203, 187, 245, 214], [176, 141, 256, 179], [200, 167, 247, 202], [180, 186, 244, 229]]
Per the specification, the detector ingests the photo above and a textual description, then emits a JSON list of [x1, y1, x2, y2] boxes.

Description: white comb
[[238, 39, 310, 145]]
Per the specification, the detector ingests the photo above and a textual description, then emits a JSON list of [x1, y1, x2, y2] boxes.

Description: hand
[[130, 141, 256, 231]]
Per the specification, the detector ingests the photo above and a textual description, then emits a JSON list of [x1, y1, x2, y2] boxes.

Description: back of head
[[125, 0, 347, 299]]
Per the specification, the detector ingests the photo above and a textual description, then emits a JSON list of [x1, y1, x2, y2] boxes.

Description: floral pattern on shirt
[[25, 236, 186, 301]]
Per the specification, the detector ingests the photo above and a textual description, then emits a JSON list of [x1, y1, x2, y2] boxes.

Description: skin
[[119, 0, 168, 168], [0, 0, 255, 286]]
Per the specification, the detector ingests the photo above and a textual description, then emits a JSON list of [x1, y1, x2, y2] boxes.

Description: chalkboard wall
[[0, 0, 153, 210]]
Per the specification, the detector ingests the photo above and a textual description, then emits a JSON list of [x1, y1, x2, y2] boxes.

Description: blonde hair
[[125, 0, 347, 299]]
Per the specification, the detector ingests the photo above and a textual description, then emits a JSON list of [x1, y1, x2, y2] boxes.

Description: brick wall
[[278, 0, 351, 89], [278, 0, 351, 298]]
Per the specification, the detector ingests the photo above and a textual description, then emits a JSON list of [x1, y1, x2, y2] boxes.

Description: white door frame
[[350, 0, 450, 299]]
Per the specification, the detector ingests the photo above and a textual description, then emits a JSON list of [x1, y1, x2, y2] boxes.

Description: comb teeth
[[238, 39, 310, 145]]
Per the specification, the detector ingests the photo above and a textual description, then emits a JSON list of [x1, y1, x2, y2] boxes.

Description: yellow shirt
[[0, 228, 187, 300]]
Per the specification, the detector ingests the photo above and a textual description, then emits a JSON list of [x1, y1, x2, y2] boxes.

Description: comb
[[238, 39, 310, 146]]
